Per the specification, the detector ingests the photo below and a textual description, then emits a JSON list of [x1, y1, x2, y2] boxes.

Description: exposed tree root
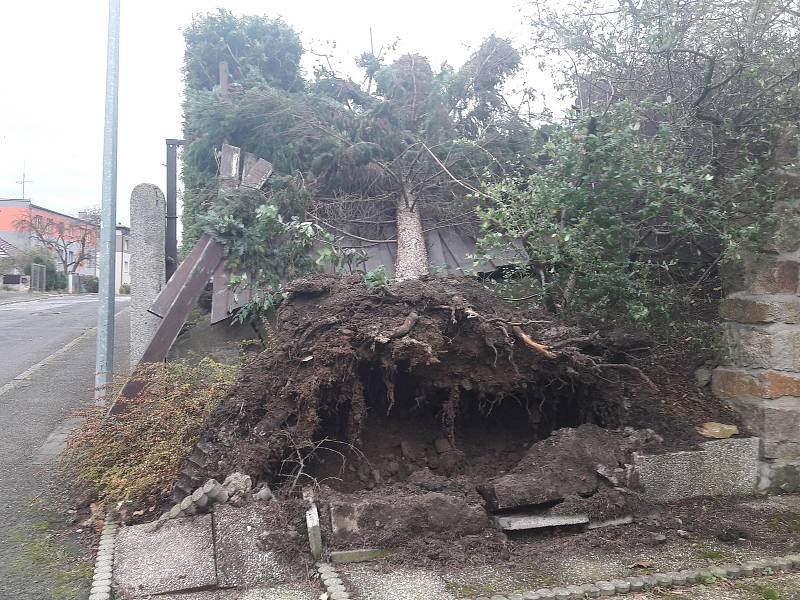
[[176, 275, 657, 493]]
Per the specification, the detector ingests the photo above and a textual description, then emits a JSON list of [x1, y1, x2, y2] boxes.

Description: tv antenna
[[16, 163, 33, 198]]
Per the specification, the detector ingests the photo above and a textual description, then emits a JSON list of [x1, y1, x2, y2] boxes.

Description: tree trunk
[[394, 193, 429, 280]]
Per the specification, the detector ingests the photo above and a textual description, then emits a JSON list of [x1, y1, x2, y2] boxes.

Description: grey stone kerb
[[129, 184, 166, 366]]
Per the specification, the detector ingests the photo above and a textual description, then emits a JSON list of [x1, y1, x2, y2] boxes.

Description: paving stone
[[669, 571, 687, 585], [566, 585, 584, 598], [581, 584, 600, 597], [612, 579, 631, 593], [596, 581, 615, 596], [710, 566, 728, 578], [724, 564, 742, 578], [490, 595, 508, 600], [344, 565, 455, 600], [552, 588, 570, 599], [113, 514, 217, 596], [240, 588, 314, 600], [775, 557, 793, 572], [633, 438, 759, 501], [155, 591, 240, 600], [627, 576, 645, 591], [522, 592, 541, 600], [214, 503, 288, 588], [537, 591, 556, 600], [322, 576, 343, 587], [740, 563, 756, 576]]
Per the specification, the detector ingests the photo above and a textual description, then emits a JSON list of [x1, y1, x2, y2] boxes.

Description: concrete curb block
[[88, 513, 118, 600], [465, 553, 800, 599], [317, 561, 351, 600]]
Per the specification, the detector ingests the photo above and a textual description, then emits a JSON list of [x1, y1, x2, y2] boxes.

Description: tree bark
[[394, 192, 429, 280]]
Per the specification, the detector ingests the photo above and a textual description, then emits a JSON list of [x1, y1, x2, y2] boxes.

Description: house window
[[32, 215, 42, 228], [123, 239, 129, 252], [123, 260, 129, 273]]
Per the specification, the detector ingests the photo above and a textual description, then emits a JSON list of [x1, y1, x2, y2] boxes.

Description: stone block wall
[[712, 142, 800, 490]]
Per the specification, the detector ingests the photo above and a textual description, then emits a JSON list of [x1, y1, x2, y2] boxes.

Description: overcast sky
[[0, 1, 550, 226]]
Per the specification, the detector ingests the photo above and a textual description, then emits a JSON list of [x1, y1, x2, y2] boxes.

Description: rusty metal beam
[[108, 235, 224, 415]]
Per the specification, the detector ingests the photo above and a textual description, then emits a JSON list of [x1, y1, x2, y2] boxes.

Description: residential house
[[0, 198, 98, 276], [115, 224, 130, 290]]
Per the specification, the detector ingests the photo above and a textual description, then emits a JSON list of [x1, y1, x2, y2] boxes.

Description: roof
[[315, 202, 522, 277], [0, 199, 98, 227], [0, 235, 18, 258]]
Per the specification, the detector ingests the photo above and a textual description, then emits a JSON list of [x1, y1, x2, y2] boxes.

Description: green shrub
[[83, 276, 99, 293], [118, 283, 130, 295]]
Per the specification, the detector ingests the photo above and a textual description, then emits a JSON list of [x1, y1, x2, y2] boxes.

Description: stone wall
[[129, 184, 166, 366], [712, 136, 800, 491]]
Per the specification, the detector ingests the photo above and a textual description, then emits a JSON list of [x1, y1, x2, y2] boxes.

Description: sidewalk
[[110, 493, 800, 600], [0, 308, 129, 600]]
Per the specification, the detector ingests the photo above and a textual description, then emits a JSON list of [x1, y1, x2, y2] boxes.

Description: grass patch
[[60, 359, 236, 509], [738, 582, 782, 599], [698, 549, 729, 560], [767, 513, 800, 535], [10, 503, 93, 600]]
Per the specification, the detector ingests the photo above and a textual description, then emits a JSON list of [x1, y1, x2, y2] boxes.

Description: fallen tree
[[173, 274, 657, 499]]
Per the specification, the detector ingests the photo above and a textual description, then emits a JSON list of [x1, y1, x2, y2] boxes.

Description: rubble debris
[[478, 425, 658, 513], [328, 491, 488, 545], [492, 512, 589, 531]]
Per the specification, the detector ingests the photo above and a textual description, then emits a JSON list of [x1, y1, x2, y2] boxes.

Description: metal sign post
[[94, 0, 120, 401]]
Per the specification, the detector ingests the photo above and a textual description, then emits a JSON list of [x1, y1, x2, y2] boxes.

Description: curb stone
[[317, 561, 351, 599], [89, 513, 118, 600], [464, 553, 800, 599]]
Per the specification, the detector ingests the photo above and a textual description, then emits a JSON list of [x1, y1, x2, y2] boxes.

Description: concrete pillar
[[713, 134, 800, 491], [129, 184, 166, 366]]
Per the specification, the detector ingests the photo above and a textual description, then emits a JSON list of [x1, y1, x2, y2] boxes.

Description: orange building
[[0, 198, 98, 275]]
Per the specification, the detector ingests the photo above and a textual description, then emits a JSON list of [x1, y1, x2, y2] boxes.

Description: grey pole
[[95, 0, 121, 400]]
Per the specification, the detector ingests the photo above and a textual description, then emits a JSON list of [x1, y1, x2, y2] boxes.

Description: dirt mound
[[179, 275, 652, 495]]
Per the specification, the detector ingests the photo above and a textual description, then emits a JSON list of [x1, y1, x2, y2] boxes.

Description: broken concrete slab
[[330, 548, 394, 563], [214, 503, 287, 588], [634, 437, 760, 502], [329, 491, 487, 544], [113, 515, 217, 597], [155, 592, 240, 600], [492, 513, 589, 531], [306, 502, 323, 560], [588, 515, 634, 530], [479, 425, 656, 512]]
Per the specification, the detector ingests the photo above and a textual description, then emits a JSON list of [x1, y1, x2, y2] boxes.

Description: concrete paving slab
[[241, 586, 318, 599], [156, 592, 241, 600], [342, 564, 456, 600], [114, 514, 217, 597], [214, 503, 287, 588]]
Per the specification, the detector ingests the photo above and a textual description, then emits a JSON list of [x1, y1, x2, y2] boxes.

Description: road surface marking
[[0, 307, 129, 399]]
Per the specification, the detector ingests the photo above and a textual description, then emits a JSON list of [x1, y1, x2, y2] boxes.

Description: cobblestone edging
[[466, 554, 800, 599], [88, 514, 118, 600], [317, 561, 351, 600]]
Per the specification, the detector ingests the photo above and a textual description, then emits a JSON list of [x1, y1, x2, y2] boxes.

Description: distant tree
[[15, 207, 99, 274]]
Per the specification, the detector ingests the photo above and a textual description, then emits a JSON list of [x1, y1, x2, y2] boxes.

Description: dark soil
[[169, 274, 751, 571]]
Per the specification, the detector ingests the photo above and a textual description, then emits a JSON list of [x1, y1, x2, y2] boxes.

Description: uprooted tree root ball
[[173, 275, 658, 499]]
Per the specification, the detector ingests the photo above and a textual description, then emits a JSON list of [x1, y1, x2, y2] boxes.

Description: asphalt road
[[0, 295, 130, 599], [0, 295, 128, 386]]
